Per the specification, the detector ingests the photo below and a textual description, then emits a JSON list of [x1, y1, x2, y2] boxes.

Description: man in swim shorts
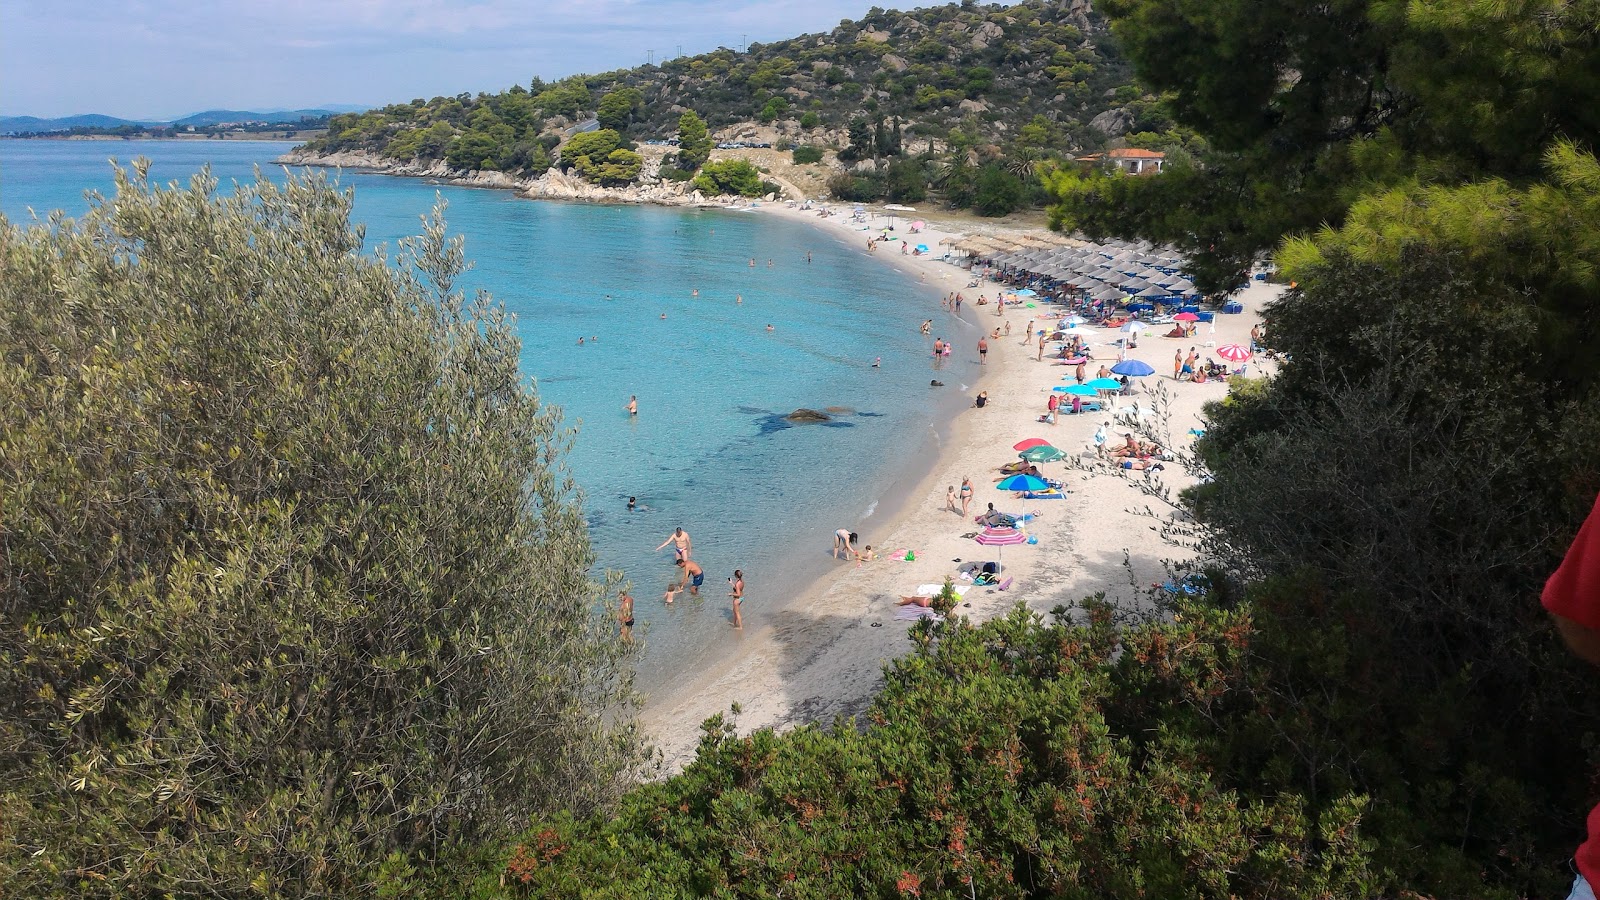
[[977, 336, 988, 365], [656, 527, 692, 561], [675, 558, 704, 596], [618, 591, 635, 643]]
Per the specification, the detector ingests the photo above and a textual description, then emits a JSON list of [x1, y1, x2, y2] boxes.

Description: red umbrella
[[1216, 343, 1252, 363], [1173, 312, 1200, 322], [1013, 438, 1051, 451]]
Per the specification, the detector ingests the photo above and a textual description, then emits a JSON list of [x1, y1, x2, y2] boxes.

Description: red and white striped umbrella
[[1216, 343, 1252, 363]]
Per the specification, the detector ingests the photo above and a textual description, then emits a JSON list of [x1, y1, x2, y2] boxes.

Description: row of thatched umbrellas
[[977, 239, 1200, 301]]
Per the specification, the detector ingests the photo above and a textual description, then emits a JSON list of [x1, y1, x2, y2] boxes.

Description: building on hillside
[[1075, 148, 1166, 175]]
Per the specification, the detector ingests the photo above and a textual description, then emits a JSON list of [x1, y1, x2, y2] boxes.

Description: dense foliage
[[0, 167, 640, 897], [1045, 0, 1600, 295], [1042, 0, 1600, 894], [299, 1, 1151, 214], [483, 602, 1378, 899]]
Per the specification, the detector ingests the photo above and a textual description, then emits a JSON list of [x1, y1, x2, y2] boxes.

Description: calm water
[[0, 139, 974, 690]]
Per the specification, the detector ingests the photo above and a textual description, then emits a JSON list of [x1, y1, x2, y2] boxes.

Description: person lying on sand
[[897, 594, 934, 607]]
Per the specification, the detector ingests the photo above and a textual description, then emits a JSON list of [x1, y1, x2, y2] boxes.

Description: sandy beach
[[638, 200, 1279, 772]]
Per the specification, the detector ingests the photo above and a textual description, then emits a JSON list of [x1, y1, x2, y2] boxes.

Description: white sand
[[639, 201, 1281, 772]]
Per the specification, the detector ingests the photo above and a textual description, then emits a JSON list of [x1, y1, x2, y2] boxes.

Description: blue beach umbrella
[[1111, 359, 1156, 377], [916, 244, 930, 252], [1086, 378, 1122, 391], [1054, 384, 1099, 396], [997, 474, 1051, 492], [1015, 288, 1038, 296]]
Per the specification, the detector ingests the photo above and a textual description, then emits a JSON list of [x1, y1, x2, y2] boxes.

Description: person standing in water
[[729, 570, 744, 629], [655, 527, 692, 561], [626, 395, 638, 416], [674, 558, 704, 596], [977, 336, 989, 366], [617, 591, 635, 643]]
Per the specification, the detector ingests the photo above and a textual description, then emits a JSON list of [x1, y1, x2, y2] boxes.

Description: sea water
[[0, 140, 976, 691]]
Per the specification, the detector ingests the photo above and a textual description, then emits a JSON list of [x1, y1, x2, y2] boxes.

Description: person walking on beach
[[626, 395, 638, 416], [729, 569, 744, 629], [946, 485, 959, 514], [674, 558, 704, 596], [1046, 391, 1059, 425], [656, 527, 692, 561], [954, 295, 963, 315], [1022, 320, 1034, 344], [1173, 350, 1183, 381], [1037, 332, 1046, 362], [959, 478, 974, 517], [618, 591, 635, 643], [1004, 320, 1012, 337], [977, 336, 989, 365], [833, 529, 860, 561]]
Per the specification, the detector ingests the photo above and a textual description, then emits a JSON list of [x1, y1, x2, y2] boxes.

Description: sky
[[2, 0, 929, 120]]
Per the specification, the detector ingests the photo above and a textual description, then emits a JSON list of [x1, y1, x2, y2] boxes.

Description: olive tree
[[0, 164, 641, 897]]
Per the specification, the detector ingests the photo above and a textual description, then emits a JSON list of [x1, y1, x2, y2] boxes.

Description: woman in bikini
[[959, 478, 974, 517]]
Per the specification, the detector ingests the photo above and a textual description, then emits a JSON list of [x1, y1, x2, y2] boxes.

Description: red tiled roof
[[1106, 148, 1165, 159]]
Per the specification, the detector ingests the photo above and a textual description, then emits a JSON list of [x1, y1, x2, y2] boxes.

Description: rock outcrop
[[785, 408, 832, 422], [1089, 107, 1135, 138]]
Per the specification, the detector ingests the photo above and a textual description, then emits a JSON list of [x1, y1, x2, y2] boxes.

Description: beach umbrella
[[1060, 325, 1098, 337], [1111, 359, 1157, 377], [910, 220, 926, 229], [974, 526, 1029, 573], [1015, 288, 1037, 297], [1087, 378, 1122, 391], [1216, 343, 1253, 363], [1013, 438, 1052, 451], [915, 244, 929, 252], [1055, 384, 1099, 396], [1020, 445, 1067, 463], [1063, 314, 1088, 325], [996, 474, 1050, 492], [1136, 286, 1168, 298], [1174, 312, 1200, 322]]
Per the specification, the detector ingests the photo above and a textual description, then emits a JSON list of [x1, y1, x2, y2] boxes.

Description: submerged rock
[[785, 408, 832, 422]]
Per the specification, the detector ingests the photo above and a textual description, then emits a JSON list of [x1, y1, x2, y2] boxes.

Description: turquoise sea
[[0, 139, 974, 691]]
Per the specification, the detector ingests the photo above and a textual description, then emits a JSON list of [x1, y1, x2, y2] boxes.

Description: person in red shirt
[[1544, 492, 1600, 900]]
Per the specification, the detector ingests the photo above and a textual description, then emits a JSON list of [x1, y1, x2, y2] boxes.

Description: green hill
[[302, 0, 1164, 213]]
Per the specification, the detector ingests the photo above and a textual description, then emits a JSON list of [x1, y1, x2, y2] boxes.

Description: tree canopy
[[0, 166, 640, 896]]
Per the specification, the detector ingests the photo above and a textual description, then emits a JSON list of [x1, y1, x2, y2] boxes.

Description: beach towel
[[913, 583, 971, 598], [1023, 490, 1066, 499]]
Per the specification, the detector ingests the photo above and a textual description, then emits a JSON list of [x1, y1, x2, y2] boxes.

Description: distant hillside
[[300, 0, 1183, 215], [172, 108, 345, 127], [2, 108, 357, 135], [0, 114, 154, 134]]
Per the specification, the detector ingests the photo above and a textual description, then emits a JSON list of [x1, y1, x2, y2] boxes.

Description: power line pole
[[647, 49, 654, 66]]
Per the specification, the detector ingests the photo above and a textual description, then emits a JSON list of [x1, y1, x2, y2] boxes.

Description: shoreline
[[639, 202, 1279, 773], [277, 147, 1274, 773]]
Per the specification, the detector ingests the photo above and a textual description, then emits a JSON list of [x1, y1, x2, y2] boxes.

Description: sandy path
[[639, 201, 1281, 772]]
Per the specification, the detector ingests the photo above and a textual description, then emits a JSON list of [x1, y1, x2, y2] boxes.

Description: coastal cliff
[[277, 147, 749, 206]]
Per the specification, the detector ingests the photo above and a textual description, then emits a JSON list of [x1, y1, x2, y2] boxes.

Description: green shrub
[[792, 145, 824, 164], [0, 166, 640, 897], [691, 159, 766, 196]]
